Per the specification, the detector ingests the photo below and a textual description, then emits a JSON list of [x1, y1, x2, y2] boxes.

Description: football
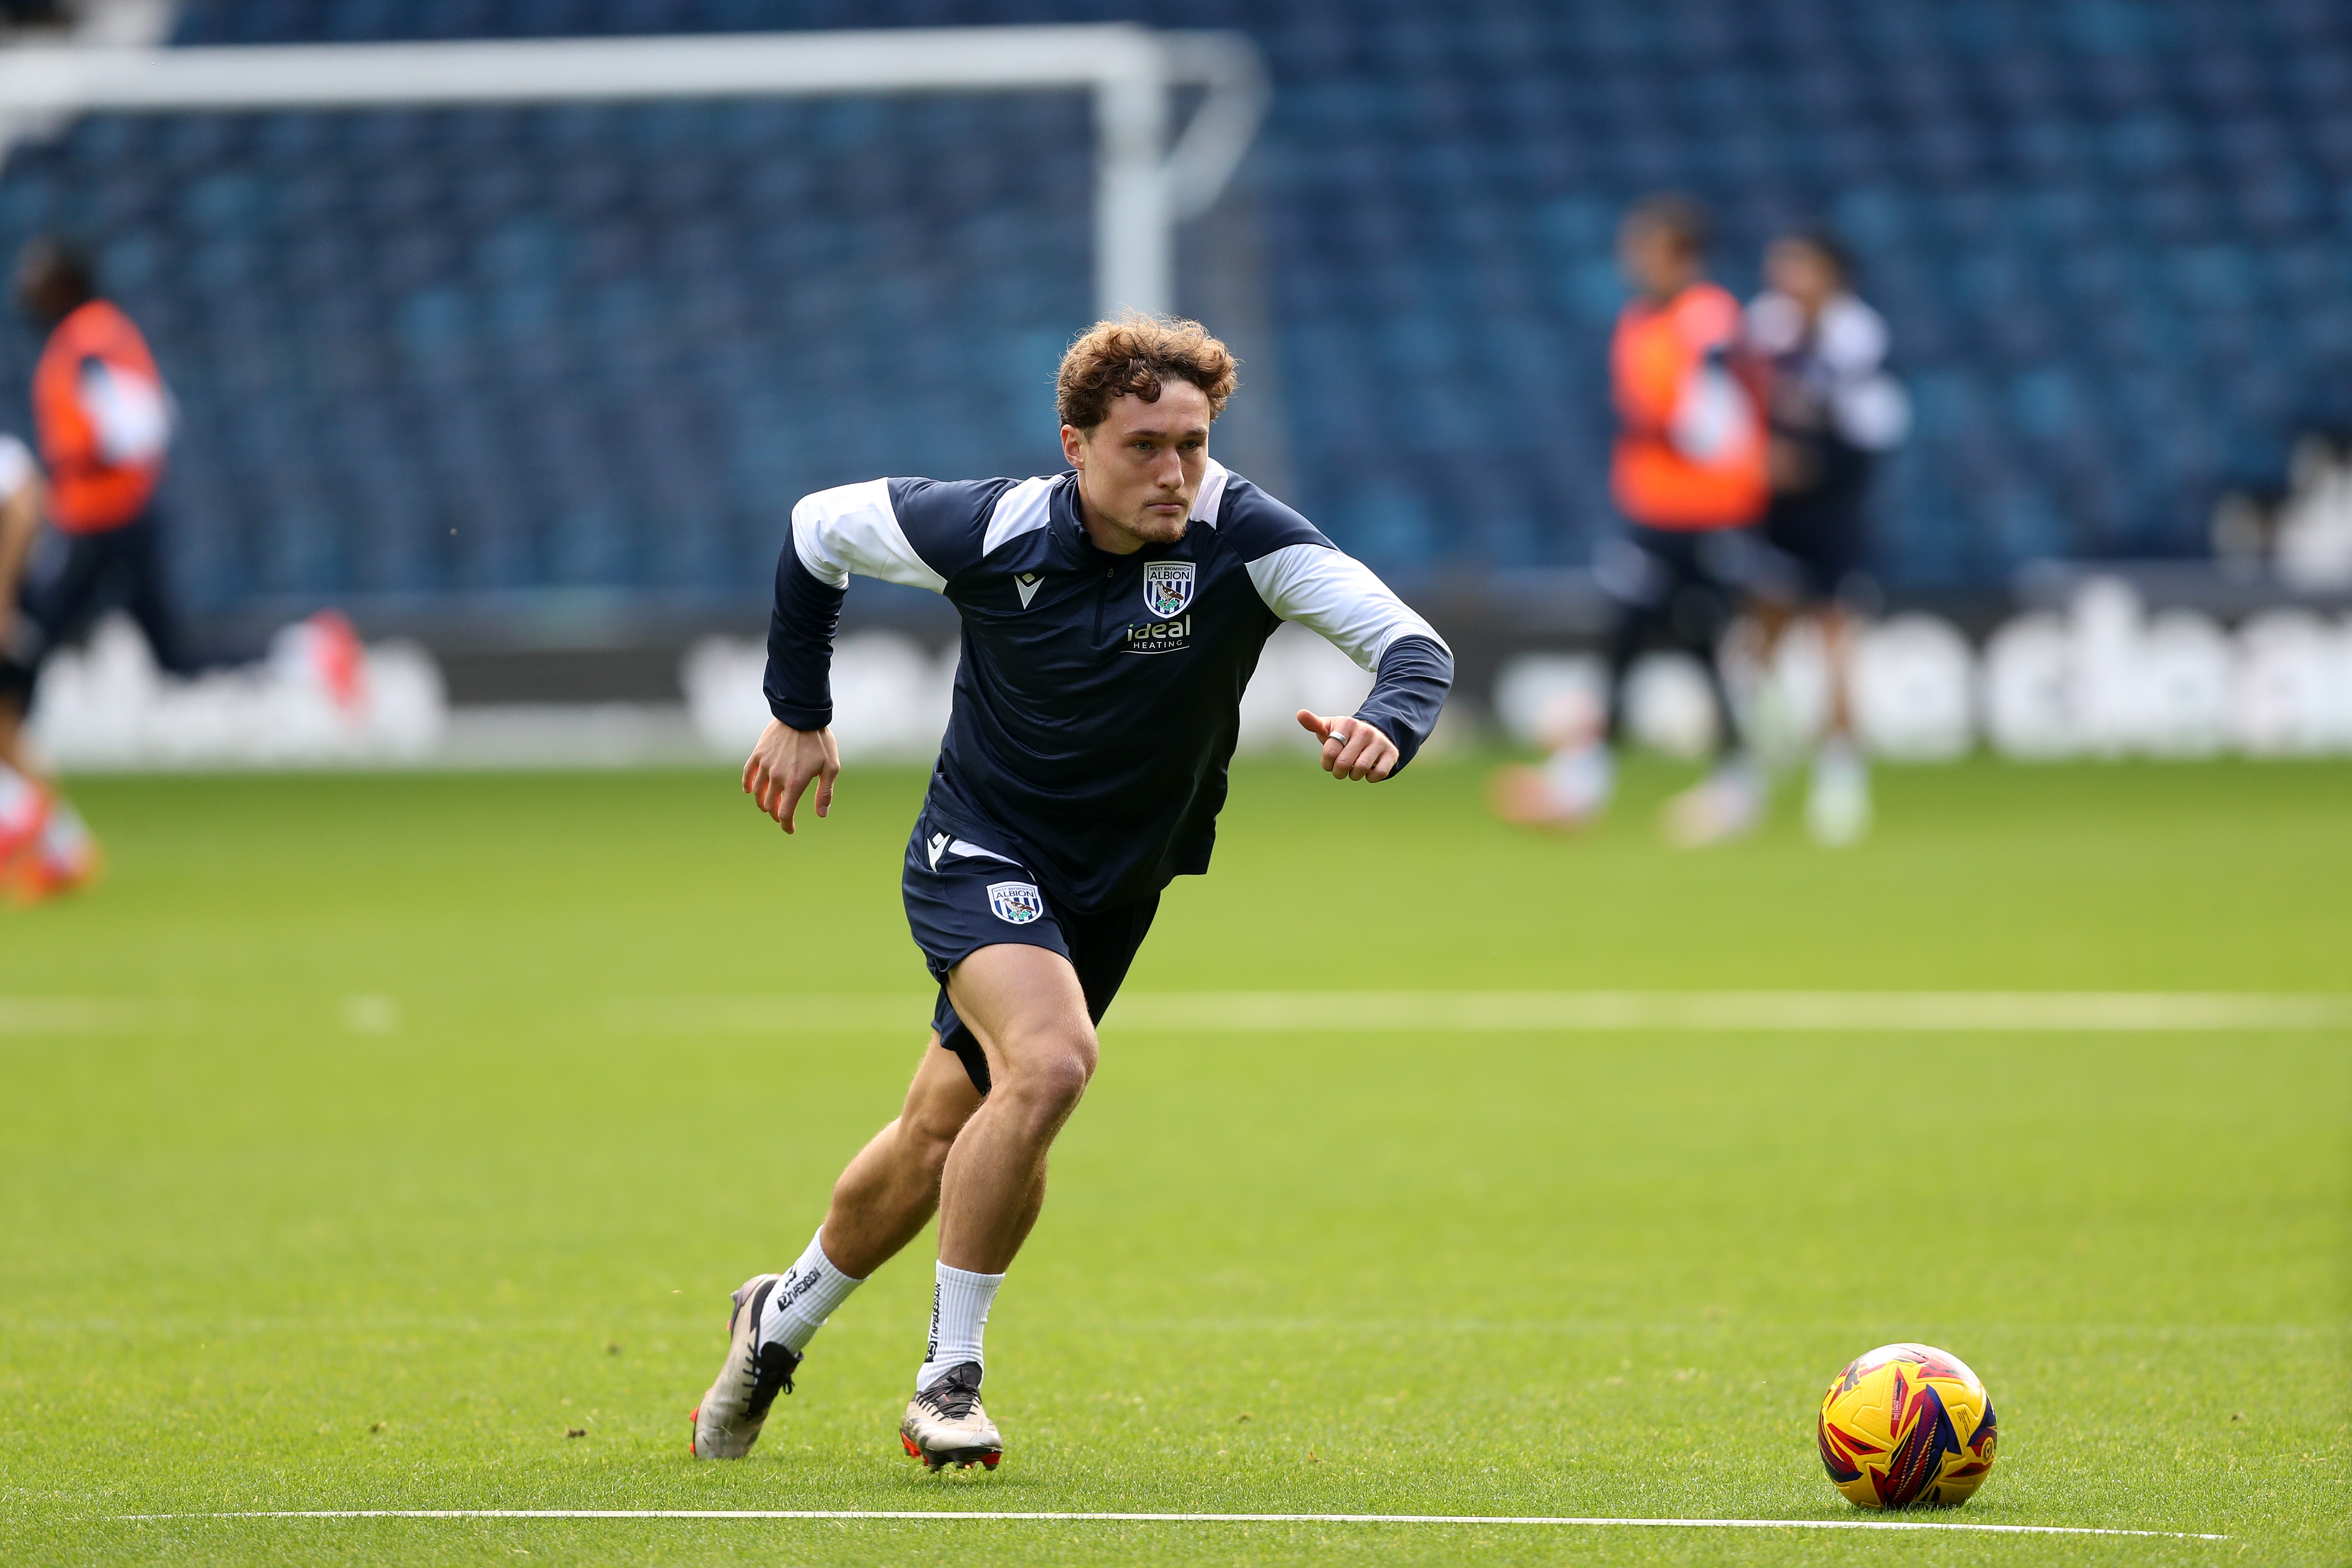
[[1816, 1343, 1998, 1508]]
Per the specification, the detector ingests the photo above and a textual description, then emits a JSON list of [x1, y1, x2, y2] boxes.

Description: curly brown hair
[[1055, 315, 1239, 431]]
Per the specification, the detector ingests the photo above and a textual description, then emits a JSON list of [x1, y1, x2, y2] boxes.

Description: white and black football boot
[[690, 1274, 803, 1459], [898, 1362, 1001, 1471]]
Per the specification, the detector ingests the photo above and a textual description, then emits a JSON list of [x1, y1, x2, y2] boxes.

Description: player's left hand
[[1296, 710, 1398, 782]]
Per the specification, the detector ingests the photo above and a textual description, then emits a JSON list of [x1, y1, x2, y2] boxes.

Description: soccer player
[[1744, 230, 1909, 845], [5, 238, 182, 672], [1493, 194, 1769, 846], [0, 428, 94, 901], [0, 237, 171, 900], [0, 237, 186, 898], [692, 316, 1451, 1471]]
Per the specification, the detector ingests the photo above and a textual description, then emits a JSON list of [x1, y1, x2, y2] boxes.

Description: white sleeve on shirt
[[1821, 296, 1909, 450], [0, 433, 33, 500], [1751, 292, 1910, 453], [1834, 375, 1912, 451], [78, 362, 172, 465], [1746, 290, 1806, 356], [1245, 543, 1449, 673], [1816, 295, 1891, 376], [790, 478, 949, 593]]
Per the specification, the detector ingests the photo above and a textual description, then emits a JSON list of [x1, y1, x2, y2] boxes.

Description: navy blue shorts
[[903, 807, 1159, 1096], [0, 504, 190, 709], [1759, 444, 1874, 606]]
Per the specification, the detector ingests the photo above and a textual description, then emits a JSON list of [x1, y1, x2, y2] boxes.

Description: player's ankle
[[758, 1228, 866, 1356], [915, 1260, 1004, 1390]]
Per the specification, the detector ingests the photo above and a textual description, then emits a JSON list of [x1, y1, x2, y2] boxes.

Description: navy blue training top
[[764, 462, 1452, 913]]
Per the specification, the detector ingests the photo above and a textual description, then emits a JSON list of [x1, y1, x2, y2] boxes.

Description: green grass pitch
[[0, 753, 2345, 1565]]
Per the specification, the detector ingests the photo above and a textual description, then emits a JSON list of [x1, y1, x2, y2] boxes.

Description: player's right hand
[[743, 718, 840, 834]]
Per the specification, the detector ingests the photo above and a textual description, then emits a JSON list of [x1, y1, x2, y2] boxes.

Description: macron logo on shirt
[[1013, 572, 1044, 608]]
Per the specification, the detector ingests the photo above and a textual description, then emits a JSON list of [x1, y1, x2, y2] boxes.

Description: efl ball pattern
[[1817, 1343, 1998, 1508]]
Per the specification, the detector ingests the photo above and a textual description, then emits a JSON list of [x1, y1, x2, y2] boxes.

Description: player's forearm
[[1352, 634, 1452, 774], [763, 544, 847, 730]]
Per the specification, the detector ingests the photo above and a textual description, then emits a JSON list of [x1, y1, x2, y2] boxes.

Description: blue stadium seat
[[0, 0, 2343, 616]]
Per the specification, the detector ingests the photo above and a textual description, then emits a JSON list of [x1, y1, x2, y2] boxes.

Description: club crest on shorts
[[986, 881, 1044, 925], [1142, 560, 1195, 619]]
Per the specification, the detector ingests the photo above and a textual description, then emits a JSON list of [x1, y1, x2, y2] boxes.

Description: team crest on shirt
[[986, 881, 1044, 925], [1142, 560, 1195, 619]]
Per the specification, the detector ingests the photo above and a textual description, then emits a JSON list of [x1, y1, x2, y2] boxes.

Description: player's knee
[[998, 1025, 1096, 1118]]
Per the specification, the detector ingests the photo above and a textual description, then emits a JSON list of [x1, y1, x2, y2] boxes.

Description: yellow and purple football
[[1817, 1343, 1998, 1508]]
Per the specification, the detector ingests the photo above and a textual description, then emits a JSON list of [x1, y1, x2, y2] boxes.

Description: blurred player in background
[[1742, 230, 1910, 846], [0, 236, 169, 900], [1493, 194, 1769, 846], [7, 237, 183, 676], [0, 237, 369, 895], [0, 428, 93, 902], [693, 316, 1451, 1473]]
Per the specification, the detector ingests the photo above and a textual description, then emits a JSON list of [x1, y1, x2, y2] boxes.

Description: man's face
[[1618, 220, 1697, 300], [1766, 238, 1839, 312], [1062, 381, 1212, 554]]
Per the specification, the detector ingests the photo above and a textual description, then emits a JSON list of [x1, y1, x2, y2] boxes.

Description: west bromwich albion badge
[[987, 881, 1044, 924], [1142, 560, 1195, 619]]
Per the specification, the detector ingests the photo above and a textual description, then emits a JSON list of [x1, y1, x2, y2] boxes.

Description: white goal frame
[[0, 24, 1269, 317]]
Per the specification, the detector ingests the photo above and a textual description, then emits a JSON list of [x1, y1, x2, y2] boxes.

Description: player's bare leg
[[894, 941, 1096, 1470], [1817, 606, 1854, 740], [1738, 597, 1804, 770], [1806, 606, 1871, 845], [817, 1039, 989, 1278], [1743, 598, 1868, 846], [0, 697, 95, 902], [934, 943, 1094, 1272], [0, 701, 38, 783], [784, 941, 1087, 1281], [693, 945, 1088, 1466], [0, 701, 44, 873]]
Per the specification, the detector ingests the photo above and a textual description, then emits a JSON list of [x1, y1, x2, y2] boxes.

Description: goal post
[[0, 23, 1269, 318]]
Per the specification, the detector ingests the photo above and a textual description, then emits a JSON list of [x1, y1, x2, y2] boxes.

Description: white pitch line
[[0, 998, 167, 1034], [116, 1509, 2228, 1539], [606, 990, 2352, 1035]]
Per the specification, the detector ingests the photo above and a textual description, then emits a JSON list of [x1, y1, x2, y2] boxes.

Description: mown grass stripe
[[117, 1510, 2228, 1539], [605, 991, 2352, 1035]]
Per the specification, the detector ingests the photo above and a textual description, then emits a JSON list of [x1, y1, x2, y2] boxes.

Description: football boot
[[690, 1274, 803, 1459], [1488, 742, 1614, 830], [899, 1362, 1001, 1471], [8, 798, 99, 906], [1663, 758, 1765, 849], [0, 768, 48, 868]]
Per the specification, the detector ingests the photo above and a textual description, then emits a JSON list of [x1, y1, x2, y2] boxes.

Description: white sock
[[0, 765, 44, 839], [915, 1261, 1004, 1390], [1542, 739, 1614, 814], [40, 800, 87, 858], [756, 1229, 865, 1356]]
